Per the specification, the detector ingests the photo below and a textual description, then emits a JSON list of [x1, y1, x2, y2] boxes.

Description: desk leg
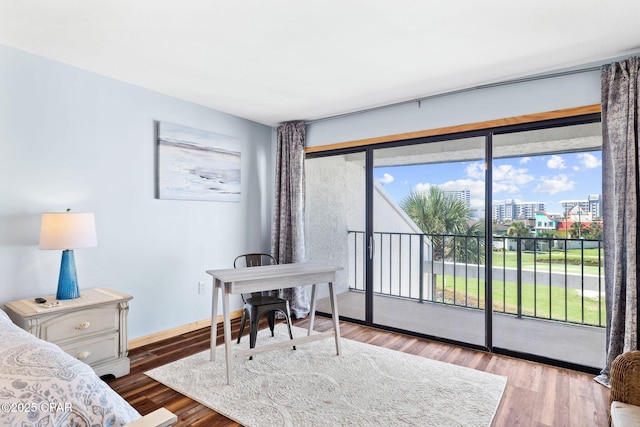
[[210, 280, 219, 362], [222, 289, 233, 385], [328, 282, 342, 356], [308, 284, 317, 336]]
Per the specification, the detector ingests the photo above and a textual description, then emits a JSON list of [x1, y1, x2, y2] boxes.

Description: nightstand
[[3, 288, 133, 378]]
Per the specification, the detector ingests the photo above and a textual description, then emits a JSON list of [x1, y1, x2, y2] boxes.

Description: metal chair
[[233, 253, 295, 357]]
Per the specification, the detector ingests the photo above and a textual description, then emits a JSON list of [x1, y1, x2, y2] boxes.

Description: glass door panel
[[492, 122, 605, 368], [306, 152, 366, 322], [372, 137, 486, 346]]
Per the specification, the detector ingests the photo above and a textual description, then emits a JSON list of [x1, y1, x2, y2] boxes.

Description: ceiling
[[1, 1, 639, 126]]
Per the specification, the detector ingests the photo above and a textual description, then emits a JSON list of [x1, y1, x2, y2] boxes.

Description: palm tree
[[569, 222, 584, 239], [400, 187, 484, 263], [507, 221, 533, 250], [537, 229, 556, 239], [506, 221, 531, 238]]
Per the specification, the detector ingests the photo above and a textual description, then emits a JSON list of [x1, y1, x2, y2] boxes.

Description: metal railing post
[[517, 237, 522, 319], [419, 234, 424, 303]]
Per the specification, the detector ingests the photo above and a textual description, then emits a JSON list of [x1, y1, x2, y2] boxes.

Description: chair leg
[[284, 304, 296, 351], [249, 308, 259, 360], [237, 308, 248, 344], [267, 311, 276, 336]]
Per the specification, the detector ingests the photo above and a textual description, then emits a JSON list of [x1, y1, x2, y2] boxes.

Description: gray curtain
[[596, 56, 640, 387], [271, 121, 309, 318]]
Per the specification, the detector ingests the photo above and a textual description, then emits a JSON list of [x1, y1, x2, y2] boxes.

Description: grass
[[432, 274, 605, 327], [491, 247, 604, 276]]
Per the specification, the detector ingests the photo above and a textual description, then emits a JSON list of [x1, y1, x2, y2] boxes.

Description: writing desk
[[206, 261, 343, 385]]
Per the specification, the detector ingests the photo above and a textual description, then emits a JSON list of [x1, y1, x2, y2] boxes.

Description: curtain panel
[[597, 56, 640, 386], [271, 121, 309, 318]]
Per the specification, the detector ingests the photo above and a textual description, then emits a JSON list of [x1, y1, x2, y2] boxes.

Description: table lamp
[[39, 209, 98, 300]]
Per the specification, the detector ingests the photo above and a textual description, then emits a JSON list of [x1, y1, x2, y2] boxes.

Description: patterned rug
[[145, 325, 507, 426]]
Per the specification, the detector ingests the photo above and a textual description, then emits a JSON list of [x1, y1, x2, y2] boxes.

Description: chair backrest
[[234, 253, 277, 268], [234, 254, 277, 300]]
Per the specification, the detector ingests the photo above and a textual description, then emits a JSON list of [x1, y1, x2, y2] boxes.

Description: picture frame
[[156, 121, 241, 202]]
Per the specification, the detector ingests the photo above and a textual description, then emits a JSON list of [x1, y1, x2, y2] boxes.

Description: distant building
[[560, 194, 601, 219], [444, 189, 471, 208], [534, 211, 559, 236], [492, 199, 545, 222], [566, 205, 592, 222], [556, 220, 592, 238]]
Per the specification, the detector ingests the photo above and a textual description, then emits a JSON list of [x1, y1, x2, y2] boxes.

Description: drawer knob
[[75, 321, 91, 330], [75, 351, 91, 360]]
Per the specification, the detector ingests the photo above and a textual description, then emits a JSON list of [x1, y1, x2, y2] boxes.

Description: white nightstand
[[3, 288, 133, 378]]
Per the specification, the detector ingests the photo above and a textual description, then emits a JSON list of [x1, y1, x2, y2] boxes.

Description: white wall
[[0, 45, 274, 339]]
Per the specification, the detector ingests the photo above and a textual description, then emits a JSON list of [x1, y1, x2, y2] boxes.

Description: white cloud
[[378, 173, 394, 184], [466, 162, 534, 195], [465, 162, 485, 179], [520, 157, 532, 164], [494, 164, 535, 184], [491, 164, 534, 194], [414, 182, 431, 193], [578, 153, 601, 169], [492, 181, 518, 194], [440, 179, 484, 194], [547, 155, 566, 169], [533, 174, 575, 195]]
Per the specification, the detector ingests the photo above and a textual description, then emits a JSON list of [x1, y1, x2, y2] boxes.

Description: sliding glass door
[[491, 122, 605, 368], [371, 137, 488, 346], [306, 151, 366, 322], [305, 113, 606, 369]]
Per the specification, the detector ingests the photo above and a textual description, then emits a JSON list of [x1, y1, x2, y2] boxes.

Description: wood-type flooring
[[108, 317, 610, 427]]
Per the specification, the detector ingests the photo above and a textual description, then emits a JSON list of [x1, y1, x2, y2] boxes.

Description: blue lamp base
[[57, 250, 81, 300]]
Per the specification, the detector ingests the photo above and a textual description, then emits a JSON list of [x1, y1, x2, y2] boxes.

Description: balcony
[[348, 231, 604, 326], [317, 231, 606, 369]]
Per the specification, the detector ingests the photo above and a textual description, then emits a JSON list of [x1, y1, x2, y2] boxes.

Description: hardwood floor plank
[[108, 317, 610, 426]]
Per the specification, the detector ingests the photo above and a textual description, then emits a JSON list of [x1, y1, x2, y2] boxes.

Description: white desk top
[[206, 261, 342, 285]]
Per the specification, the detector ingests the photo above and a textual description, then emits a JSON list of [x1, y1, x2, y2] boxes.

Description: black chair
[[234, 253, 295, 357]]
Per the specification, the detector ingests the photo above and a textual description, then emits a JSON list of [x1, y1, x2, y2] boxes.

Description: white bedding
[[0, 308, 140, 427]]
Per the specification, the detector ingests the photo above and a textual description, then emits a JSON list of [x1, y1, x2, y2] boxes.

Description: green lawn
[[433, 274, 605, 326], [491, 248, 604, 276]]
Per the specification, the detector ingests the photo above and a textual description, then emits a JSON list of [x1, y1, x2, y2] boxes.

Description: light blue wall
[[306, 70, 601, 147], [0, 44, 274, 339]]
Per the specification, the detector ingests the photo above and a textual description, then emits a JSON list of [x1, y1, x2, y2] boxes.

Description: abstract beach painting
[[156, 122, 241, 202]]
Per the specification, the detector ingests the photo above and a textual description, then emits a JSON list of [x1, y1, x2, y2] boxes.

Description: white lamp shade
[[39, 212, 98, 250]]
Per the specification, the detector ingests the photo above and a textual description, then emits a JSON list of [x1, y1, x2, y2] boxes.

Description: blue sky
[[374, 150, 602, 216]]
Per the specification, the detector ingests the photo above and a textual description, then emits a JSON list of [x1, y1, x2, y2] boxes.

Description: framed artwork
[[156, 121, 241, 202]]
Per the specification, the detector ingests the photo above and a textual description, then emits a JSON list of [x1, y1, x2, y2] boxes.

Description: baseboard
[[128, 309, 244, 349]]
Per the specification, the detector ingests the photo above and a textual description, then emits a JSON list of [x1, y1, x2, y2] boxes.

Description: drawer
[[59, 332, 120, 366], [40, 307, 119, 343]]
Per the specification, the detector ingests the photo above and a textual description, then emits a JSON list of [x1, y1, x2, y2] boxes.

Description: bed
[[0, 308, 176, 427]]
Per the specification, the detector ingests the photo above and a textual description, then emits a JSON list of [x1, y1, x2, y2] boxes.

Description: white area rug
[[145, 325, 507, 426]]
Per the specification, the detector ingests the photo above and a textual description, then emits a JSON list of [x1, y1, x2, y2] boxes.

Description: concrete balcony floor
[[317, 290, 605, 369]]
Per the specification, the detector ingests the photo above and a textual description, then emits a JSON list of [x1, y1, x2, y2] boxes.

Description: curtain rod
[[305, 65, 602, 125]]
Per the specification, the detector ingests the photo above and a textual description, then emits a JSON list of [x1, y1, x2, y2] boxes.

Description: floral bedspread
[[0, 309, 140, 427]]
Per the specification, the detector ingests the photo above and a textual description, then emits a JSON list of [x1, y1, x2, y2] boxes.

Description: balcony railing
[[347, 231, 605, 327]]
